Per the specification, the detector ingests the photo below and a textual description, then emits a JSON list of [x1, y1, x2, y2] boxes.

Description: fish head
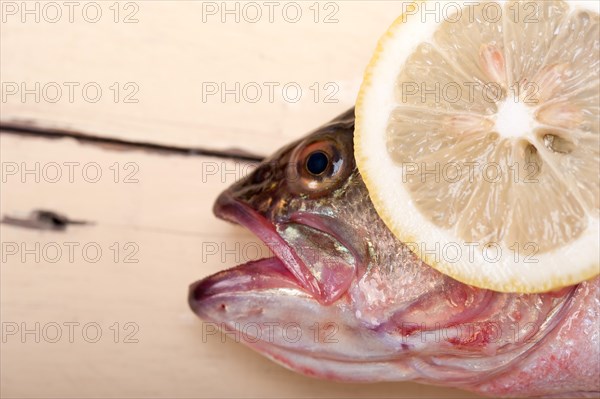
[[188, 109, 578, 383], [201, 108, 367, 304], [189, 109, 405, 379]]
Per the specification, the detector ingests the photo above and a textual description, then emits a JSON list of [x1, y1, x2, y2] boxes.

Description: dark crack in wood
[[1, 209, 93, 231], [0, 122, 265, 162]]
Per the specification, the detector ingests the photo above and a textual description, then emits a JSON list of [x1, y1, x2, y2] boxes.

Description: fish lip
[[188, 257, 309, 317], [213, 190, 323, 300]]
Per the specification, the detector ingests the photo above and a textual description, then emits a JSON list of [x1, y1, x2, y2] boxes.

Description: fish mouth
[[197, 190, 359, 304], [209, 191, 322, 296], [187, 197, 402, 381], [187, 190, 378, 379]]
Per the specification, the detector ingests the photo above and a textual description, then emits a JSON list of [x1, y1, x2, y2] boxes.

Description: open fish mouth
[[188, 190, 309, 321], [189, 190, 360, 307], [208, 190, 322, 298], [186, 191, 402, 379], [187, 191, 381, 378]]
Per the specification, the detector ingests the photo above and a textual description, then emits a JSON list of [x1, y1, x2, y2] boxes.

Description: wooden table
[[1, 2, 479, 397]]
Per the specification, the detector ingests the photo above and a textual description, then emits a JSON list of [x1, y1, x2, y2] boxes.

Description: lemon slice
[[356, 0, 600, 292]]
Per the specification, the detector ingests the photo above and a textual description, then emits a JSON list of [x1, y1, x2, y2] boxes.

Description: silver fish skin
[[189, 110, 600, 398]]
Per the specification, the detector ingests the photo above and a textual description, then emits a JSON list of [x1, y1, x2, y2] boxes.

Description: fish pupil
[[306, 151, 329, 176]]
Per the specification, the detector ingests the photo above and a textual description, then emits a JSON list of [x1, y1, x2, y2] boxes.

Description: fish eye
[[305, 151, 329, 176], [287, 135, 353, 197]]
